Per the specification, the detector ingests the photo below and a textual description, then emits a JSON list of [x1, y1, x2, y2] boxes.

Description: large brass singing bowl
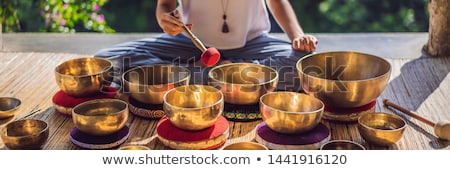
[[260, 92, 324, 134], [358, 112, 406, 146], [163, 85, 224, 131], [208, 63, 278, 105], [123, 64, 190, 104], [1, 119, 49, 150], [72, 99, 128, 136], [0, 97, 21, 119], [55, 57, 113, 97], [297, 51, 391, 108]]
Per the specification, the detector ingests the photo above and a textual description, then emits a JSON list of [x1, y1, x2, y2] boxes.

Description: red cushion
[[52, 86, 117, 108], [324, 100, 376, 114], [156, 116, 228, 142]]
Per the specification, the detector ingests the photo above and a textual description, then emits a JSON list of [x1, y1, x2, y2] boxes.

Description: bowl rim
[[296, 51, 392, 83], [358, 112, 407, 132], [260, 92, 324, 114], [1, 119, 49, 138], [222, 141, 268, 150], [54, 57, 113, 78], [163, 85, 224, 111], [72, 98, 128, 117], [320, 139, 366, 150], [122, 64, 191, 86], [207, 62, 279, 86], [0, 97, 22, 112]]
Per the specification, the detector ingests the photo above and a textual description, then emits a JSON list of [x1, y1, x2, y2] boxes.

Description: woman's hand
[[159, 10, 185, 36], [292, 34, 318, 52]]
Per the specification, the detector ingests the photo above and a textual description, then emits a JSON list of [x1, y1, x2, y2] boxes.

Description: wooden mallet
[[171, 12, 221, 67], [383, 99, 450, 140]]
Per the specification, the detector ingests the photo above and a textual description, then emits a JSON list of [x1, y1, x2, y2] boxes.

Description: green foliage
[[1, 0, 429, 33]]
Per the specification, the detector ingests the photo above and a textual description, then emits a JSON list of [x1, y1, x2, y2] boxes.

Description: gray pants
[[94, 33, 309, 91]]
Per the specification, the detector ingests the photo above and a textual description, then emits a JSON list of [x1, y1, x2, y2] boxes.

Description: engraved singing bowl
[[222, 142, 268, 150], [358, 112, 406, 146], [260, 92, 324, 134], [320, 140, 365, 150], [55, 57, 113, 97], [123, 64, 191, 104], [72, 99, 129, 136], [297, 51, 391, 108], [1, 119, 49, 150], [163, 85, 224, 131], [0, 97, 21, 119], [208, 63, 278, 105]]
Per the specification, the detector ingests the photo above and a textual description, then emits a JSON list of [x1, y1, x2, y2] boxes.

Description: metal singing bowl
[[260, 92, 324, 134], [297, 51, 391, 108], [72, 99, 129, 136], [123, 64, 191, 104], [163, 85, 224, 131], [0, 97, 21, 119], [222, 142, 268, 150], [55, 57, 113, 97], [208, 63, 278, 105], [358, 112, 406, 146], [1, 119, 49, 150], [320, 140, 365, 150]]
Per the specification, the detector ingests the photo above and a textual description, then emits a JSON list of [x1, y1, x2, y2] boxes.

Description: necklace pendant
[[222, 21, 229, 33]]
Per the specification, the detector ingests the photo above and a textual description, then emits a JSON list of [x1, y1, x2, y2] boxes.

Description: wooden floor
[[0, 33, 449, 150]]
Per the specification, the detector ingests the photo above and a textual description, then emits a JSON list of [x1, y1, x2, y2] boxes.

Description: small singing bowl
[[118, 145, 150, 150], [55, 57, 113, 97], [320, 140, 365, 150], [260, 92, 324, 134], [163, 85, 224, 131], [358, 112, 406, 146], [123, 64, 190, 104], [1, 119, 49, 150], [72, 99, 129, 136], [222, 142, 268, 150], [0, 97, 21, 119], [208, 63, 278, 105]]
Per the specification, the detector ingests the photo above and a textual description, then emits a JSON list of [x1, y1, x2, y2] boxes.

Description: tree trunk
[[423, 0, 450, 57]]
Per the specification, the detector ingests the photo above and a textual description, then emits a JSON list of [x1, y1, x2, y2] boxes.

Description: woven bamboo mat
[[0, 52, 449, 150]]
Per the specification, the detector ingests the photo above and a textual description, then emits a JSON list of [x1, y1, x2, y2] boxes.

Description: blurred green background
[[1, 0, 428, 33]]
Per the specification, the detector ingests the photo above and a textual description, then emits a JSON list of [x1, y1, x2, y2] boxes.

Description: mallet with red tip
[[171, 12, 221, 67]]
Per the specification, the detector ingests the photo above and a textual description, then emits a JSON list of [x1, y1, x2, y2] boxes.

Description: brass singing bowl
[[123, 64, 190, 104], [0, 97, 21, 119], [358, 112, 406, 146], [1, 119, 49, 150], [55, 57, 113, 97], [118, 145, 150, 150], [320, 140, 365, 150], [208, 63, 278, 105], [222, 142, 268, 150], [163, 85, 224, 131], [72, 99, 128, 136], [260, 92, 324, 134], [297, 51, 391, 108]]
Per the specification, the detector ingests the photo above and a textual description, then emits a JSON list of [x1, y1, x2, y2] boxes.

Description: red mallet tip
[[201, 47, 221, 67]]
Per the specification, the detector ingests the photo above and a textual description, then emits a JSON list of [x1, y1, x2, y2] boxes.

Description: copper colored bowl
[[123, 64, 191, 104], [72, 99, 129, 136], [358, 112, 406, 146], [260, 92, 324, 134], [297, 51, 391, 108], [208, 63, 278, 105], [320, 140, 365, 150], [1, 119, 49, 150], [55, 57, 113, 97], [163, 85, 224, 131], [118, 145, 150, 150], [222, 142, 268, 150], [0, 97, 21, 119]]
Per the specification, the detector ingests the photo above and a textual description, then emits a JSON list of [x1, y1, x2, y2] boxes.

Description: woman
[[95, 0, 317, 91]]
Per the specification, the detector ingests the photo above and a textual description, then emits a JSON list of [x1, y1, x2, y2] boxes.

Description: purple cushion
[[256, 122, 329, 145]]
